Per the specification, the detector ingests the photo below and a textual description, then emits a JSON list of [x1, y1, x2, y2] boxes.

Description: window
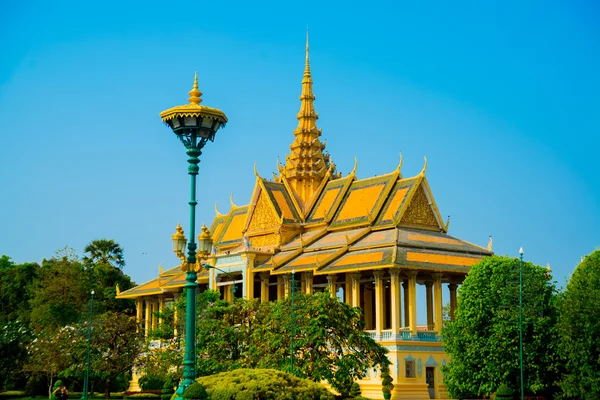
[[405, 360, 416, 378]]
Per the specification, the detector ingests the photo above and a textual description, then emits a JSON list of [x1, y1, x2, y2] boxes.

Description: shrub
[[380, 368, 394, 396], [196, 368, 334, 400], [495, 384, 513, 399], [183, 382, 208, 400], [139, 376, 166, 391], [349, 382, 361, 398], [161, 380, 175, 400]]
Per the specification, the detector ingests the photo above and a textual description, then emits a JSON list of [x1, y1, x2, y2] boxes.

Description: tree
[[29, 255, 89, 331], [194, 290, 390, 396], [24, 326, 84, 398], [557, 250, 600, 399], [442, 255, 559, 399], [0, 255, 39, 325], [87, 312, 145, 399], [83, 239, 125, 269]]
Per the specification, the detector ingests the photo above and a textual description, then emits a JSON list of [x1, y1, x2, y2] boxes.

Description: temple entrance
[[425, 367, 435, 399]]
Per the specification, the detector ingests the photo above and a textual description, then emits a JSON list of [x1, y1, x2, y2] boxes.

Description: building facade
[[118, 38, 492, 399]]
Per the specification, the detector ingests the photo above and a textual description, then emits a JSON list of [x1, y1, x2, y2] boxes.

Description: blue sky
[[1, 0, 598, 299]]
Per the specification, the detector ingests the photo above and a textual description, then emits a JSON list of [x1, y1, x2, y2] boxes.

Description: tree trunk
[[104, 379, 111, 400]]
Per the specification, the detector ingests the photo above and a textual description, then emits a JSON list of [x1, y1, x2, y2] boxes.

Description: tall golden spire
[[279, 31, 336, 208]]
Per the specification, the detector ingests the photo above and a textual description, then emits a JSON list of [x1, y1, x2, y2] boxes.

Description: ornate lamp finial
[[188, 72, 203, 105]]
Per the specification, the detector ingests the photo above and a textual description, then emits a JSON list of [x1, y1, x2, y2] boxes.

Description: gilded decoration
[[400, 186, 438, 228], [247, 191, 280, 233], [249, 233, 279, 249]]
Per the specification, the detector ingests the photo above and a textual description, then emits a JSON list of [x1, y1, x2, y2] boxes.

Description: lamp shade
[[172, 223, 187, 254], [198, 224, 213, 257]]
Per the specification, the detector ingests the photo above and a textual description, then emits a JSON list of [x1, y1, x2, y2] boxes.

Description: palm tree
[[83, 239, 125, 269]]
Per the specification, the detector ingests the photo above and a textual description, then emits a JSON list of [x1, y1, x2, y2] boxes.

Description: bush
[[161, 380, 175, 400], [349, 382, 361, 398], [0, 392, 26, 400], [196, 368, 334, 400], [380, 369, 394, 396], [495, 384, 513, 399], [126, 394, 162, 399], [139, 376, 166, 391], [183, 383, 208, 400]]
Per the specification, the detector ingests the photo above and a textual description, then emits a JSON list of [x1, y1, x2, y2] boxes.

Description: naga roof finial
[[419, 155, 428, 176]]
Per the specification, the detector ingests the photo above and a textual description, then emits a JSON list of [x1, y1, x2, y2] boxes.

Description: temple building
[[117, 37, 493, 399]]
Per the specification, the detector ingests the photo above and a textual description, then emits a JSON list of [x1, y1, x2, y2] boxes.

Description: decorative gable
[[399, 184, 441, 230]]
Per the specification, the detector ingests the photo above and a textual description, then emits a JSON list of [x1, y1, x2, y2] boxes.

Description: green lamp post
[[518, 247, 524, 400], [82, 290, 94, 400], [162, 73, 227, 398]]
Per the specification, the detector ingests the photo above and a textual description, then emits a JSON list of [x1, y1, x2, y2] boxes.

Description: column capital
[[431, 272, 443, 281], [351, 272, 362, 280], [259, 271, 270, 280], [373, 270, 386, 280], [424, 280, 433, 288], [389, 267, 401, 276], [326, 274, 338, 284], [448, 283, 458, 291], [406, 270, 418, 279]]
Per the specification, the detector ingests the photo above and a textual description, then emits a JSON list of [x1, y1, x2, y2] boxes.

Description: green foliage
[[83, 239, 125, 269], [349, 382, 361, 397], [196, 368, 334, 400], [161, 379, 175, 400], [29, 256, 89, 331], [557, 250, 600, 399], [380, 367, 394, 395], [139, 376, 166, 391], [195, 290, 389, 395], [495, 383, 514, 398], [442, 255, 559, 399], [87, 312, 145, 399], [183, 382, 208, 400]]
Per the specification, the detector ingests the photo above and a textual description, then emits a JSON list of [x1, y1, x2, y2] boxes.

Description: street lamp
[[162, 73, 227, 399], [82, 290, 94, 400], [519, 247, 524, 400]]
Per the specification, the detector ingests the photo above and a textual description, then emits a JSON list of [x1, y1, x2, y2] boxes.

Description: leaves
[[442, 255, 559, 399]]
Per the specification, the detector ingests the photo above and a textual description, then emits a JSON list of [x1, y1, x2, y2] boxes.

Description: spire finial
[[305, 28, 310, 75], [188, 72, 203, 105]]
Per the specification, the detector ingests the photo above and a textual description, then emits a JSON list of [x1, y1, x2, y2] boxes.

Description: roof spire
[[188, 72, 202, 105], [280, 31, 337, 208]]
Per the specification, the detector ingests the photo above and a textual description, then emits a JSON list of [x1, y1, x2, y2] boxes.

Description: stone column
[[433, 273, 443, 333], [425, 281, 434, 330], [374, 270, 385, 335], [173, 293, 179, 338], [144, 298, 151, 337], [246, 270, 255, 300], [135, 299, 143, 333], [406, 271, 418, 335], [304, 271, 314, 295], [345, 273, 353, 305], [283, 274, 291, 298], [449, 283, 458, 320], [327, 274, 338, 298], [277, 276, 285, 300], [259, 272, 270, 303], [364, 284, 373, 330], [151, 300, 158, 330], [158, 296, 165, 327], [389, 268, 402, 334], [402, 281, 409, 328], [351, 273, 362, 307]]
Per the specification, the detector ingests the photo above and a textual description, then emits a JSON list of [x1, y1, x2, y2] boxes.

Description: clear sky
[[1, 1, 598, 296]]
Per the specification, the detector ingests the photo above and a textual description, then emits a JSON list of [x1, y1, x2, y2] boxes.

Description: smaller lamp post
[[82, 290, 95, 400], [519, 247, 524, 400], [202, 263, 238, 299]]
